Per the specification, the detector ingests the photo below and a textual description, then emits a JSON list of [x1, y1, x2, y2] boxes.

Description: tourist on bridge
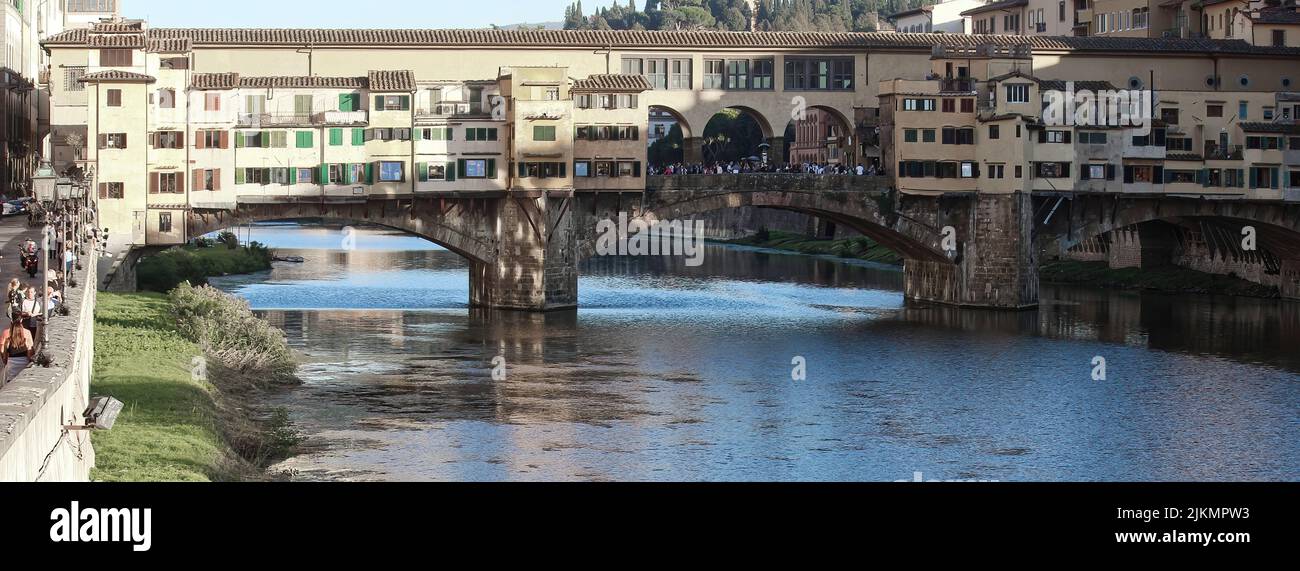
[[1, 319, 34, 384], [5, 279, 21, 321], [18, 287, 42, 336]]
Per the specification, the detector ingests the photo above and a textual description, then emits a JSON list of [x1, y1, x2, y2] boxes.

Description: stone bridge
[[186, 176, 1300, 310]]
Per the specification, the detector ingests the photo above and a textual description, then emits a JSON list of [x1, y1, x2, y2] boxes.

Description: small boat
[[273, 256, 306, 263]]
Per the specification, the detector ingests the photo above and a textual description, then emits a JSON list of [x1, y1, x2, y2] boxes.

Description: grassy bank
[[1040, 260, 1279, 298], [728, 229, 902, 265], [137, 240, 273, 293], [90, 286, 299, 482]]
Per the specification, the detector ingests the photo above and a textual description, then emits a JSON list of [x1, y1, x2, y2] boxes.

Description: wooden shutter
[[1038, 129, 1047, 144], [235, 169, 245, 185], [214, 169, 222, 191], [446, 162, 457, 182], [417, 162, 428, 182], [98, 183, 106, 199], [177, 172, 185, 194], [633, 162, 641, 177], [149, 172, 159, 194], [98, 134, 107, 149], [193, 169, 203, 191], [1063, 131, 1072, 144], [195, 131, 205, 150]]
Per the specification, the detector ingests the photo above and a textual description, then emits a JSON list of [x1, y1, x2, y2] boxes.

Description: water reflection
[[210, 223, 1299, 482]]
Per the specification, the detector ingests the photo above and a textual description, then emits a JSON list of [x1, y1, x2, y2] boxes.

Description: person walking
[[1, 319, 35, 384], [5, 279, 21, 321]]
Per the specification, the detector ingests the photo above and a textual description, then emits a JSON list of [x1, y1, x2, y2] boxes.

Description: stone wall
[[0, 250, 98, 482]]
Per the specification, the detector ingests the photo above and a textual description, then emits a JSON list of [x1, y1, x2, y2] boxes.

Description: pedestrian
[[1, 318, 34, 384], [64, 246, 76, 276], [5, 279, 21, 321], [19, 286, 41, 337]]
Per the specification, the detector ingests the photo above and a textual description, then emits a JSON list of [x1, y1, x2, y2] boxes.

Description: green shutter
[[458, 159, 467, 178], [353, 128, 365, 146], [399, 95, 410, 110], [262, 168, 271, 185], [417, 162, 428, 182], [261, 131, 271, 148], [446, 128, 453, 141], [445, 162, 456, 182], [296, 131, 313, 148], [329, 128, 343, 146], [487, 159, 496, 179], [488, 128, 497, 141], [235, 169, 245, 184], [414, 128, 424, 141], [375, 95, 384, 110], [339, 93, 355, 112], [235, 132, 245, 148], [320, 164, 329, 184], [366, 163, 374, 185], [518, 162, 527, 177], [289, 168, 297, 184], [1271, 168, 1280, 189]]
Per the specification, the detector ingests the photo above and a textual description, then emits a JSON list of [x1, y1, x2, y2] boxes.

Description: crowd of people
[[1, 205, 89, 385], [649, 160, 885, 177]]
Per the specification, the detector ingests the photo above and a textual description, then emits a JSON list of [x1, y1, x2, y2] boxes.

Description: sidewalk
[[0, 214, 42, 283]]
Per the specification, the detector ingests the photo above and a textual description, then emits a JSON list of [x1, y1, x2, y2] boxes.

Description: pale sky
[[120, 0, 623, 29]]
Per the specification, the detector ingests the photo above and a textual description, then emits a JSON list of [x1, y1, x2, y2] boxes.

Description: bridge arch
[[576, 180, 953, 264], [186, 200, 499, 266], [782, 104, 855, 166]]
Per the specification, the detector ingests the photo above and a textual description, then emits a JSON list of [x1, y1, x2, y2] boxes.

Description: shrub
[[218, 231, 239, 250], [136, 244, 273, 293], [168, 282, 297, 386]]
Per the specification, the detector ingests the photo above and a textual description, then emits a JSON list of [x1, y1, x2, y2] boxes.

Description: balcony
[[317, 110, 368, 125], [1205, 145, 1244, 161], [939, 78, 976, 93], [1034, 22, 1047, 33], [236, 111, 368, 127], [416, 102, 487, 118]]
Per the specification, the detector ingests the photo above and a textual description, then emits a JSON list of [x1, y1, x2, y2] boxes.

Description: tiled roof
[[1040, 79, 1120, 92], [988, 70, 1039, 82], [79, 70, 157, 83], [1166, 153, 1204, 161], [887, 6, 932, 20], [1239, 122, 1300, 134], [1251, 7, 1300, 24], [88, 33, 146, 48], [39, 27, 1300, 56], [146, 38, 191, 53], [191, 73, 398, 90], [91, 21, 146, 34], [962, 0, 1029, 16], [1199, 0, 1246, 7], [571, 74, 652, 92], [367, 70, 416, 92]]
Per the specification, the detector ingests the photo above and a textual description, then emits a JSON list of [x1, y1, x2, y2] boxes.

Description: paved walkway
[[0, 214, 43, 289]]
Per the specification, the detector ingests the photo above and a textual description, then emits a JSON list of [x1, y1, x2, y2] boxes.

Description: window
[[1250, 167, 1278, 189], [99, 49, 133, 67], [63, 67, 86, 92], [784, 57, 853, 91], [158, 212, 173, 233], [646, 58, 668, 90], [296, 168, 315, 184], [99, 185, 124, 201], [987, 164, 1005, 179], [106, 89, 122, 107], [193, 169, 220, 191], [1161, 108, 1180, 125], [68, 0, 118, 11], [922, 129, 936, 143], [465, 127, 498, 141], [426, 164, 447, 181], [100, 133, 127, 149], [150, 172, 183, 194], [1207, 104, 1223, 117], [195, 130, 226, 149], [1045, 130, 1067, 143], [204, 92, 221, 111], [421, 127, 453, 141], [375, 95, 411, 111], [574, 161, 590, 177], [157, 88, 176, 108], [295, 94, 313, 115], [704, 60, 724, 89], [961, 99, 974, 113], [244, 94, 265, 115], [1036, 162, 1071, 178], [1078, 131, 1107, 145], [519, 162, 567, 178], [1238, 101, 1248, 120], [726, 60, 749, 90], [1005, 84, 1030, 103], [295, 131, 313, 148], [534, 125, 557, 141], [903, 98, 936, 111], [942, 99, 955, 113], [1087, 164, 1107, 180], [269, 168, 291, 185], [752, 59, 774, 90], [1015, 165, 1023, 178], [545, 87, 560, 101], [670, 58, 692, 90], [1123, 165, 1161, 183], [622, 57, 644, 76], [1274, 30, 1287, 47], [238, 168, 267, 185], [154, 131, 183, 149], [379, 161, 405, 182], [904, 129, 918, 143], [1264, 107, 1274, 121], [960, 162, 977, 179], [463, 159, 489, 179]]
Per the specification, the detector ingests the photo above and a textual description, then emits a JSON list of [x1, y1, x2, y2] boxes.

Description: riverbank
[[1040, 260, 1279, 297], [90, 288, 300, 482], [726, 230, 902, 265], [137, 241, 273, 293]]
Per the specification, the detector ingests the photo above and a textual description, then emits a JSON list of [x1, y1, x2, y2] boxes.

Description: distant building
[[888, 1, 991, 34], [789, 107, 847, 165]]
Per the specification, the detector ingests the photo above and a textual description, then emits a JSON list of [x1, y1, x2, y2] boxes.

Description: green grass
[[729, 230, 903, 265], [1040, 260, 1280, 297], [90, 292, 245, 482]]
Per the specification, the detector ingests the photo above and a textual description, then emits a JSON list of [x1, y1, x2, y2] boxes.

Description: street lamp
[[32, 160, 57, 202]]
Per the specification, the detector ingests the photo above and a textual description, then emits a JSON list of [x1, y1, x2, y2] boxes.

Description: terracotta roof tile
[[192, 73, 387, 90], [1040, 79, 1120, 92], [1251, 7, 1300, 25], [91, 21, 146, 34], [1239, 122, 1300, 134], [962, 0, 1029, 16], [80, 70, 156, 83], [38, 27, 1300, 57], [367, 70, 416, 91], [87, 33, 146, 48], [146, 38, 191, 53], [571, 74, 652, 92]]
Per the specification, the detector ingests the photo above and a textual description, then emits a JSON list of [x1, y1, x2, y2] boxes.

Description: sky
[[119, 0, 621, 29]]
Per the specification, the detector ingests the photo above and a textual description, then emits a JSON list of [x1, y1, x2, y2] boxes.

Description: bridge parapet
[[0, 250, 99, 482], [647, 174, 891, 193]]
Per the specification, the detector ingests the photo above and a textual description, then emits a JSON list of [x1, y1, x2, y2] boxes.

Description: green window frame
[[352, 128, 365, 146], [296, 131, 314, 148], [534, 125, 556, 141], [338, 93, 359, 112], [329, 128, 344, 146]]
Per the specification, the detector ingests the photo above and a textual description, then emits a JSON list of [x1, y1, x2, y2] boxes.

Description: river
[[208, 222, 1300, 482]]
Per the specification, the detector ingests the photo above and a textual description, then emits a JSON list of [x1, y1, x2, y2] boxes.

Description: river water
[[209, 222, 1300, 482]]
